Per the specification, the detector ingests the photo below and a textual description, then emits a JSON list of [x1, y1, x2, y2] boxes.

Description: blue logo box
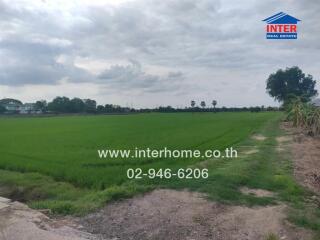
[[266, 33, 297, 39]]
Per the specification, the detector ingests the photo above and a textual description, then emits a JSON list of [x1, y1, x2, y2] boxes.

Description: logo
[[262, 12, 301, 39]]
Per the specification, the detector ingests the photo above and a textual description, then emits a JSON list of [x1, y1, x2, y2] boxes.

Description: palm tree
[[191, 100, 196, 108], [200, 101, 206, 109], [212, 100, 217, 112]]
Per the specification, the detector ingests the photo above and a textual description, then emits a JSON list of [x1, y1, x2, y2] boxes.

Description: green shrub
[[286, 97, 320, 136]]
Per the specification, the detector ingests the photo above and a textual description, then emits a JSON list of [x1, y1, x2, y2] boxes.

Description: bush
[[286, 97, 320, 136]]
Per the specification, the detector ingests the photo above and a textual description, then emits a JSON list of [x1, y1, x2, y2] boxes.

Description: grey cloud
[[0, 0, 93, 86], [70, 0, 234, 65], [97, 60, 185, 93], [0, 0, 319, 107], [0, 59, 92, 86], [0, 36, 90, 85], [0, 65, 64, 85], [74, 0, 308, 71]]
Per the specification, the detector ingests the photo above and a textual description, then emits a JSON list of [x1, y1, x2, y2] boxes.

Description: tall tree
[[70, 98, 85, 113], [200, 101, 206, 109], [105, 104, 115, 113], [35, 100, 47, 112], [84, 99, 97, 113], [212, 100, 217, 111], [97, 105, 105, 113], [191, 100, 196, 108], [47, 96, 71, 113], [266, 66, 318, 105]]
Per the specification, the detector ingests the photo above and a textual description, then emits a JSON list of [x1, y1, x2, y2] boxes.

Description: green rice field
[[2, 111, 309, 217], [0, 112, 278, 188]]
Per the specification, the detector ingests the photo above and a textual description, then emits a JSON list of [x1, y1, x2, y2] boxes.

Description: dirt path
[[0, 190, 312, 240], [79, 189, 311, 240], [0, 198, 100, 240]]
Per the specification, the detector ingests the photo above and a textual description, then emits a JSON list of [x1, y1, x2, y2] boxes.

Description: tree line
[[0, 96, 279, 114]]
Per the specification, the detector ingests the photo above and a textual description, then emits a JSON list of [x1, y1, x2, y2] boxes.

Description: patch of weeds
[[264, 233, 279, 240], [288, 206, 320, 232]]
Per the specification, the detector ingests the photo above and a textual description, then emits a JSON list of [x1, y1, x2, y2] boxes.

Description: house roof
[[263, 12, 301, 24]]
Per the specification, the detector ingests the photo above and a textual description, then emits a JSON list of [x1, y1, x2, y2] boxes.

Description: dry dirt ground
[[0, 189, 312, 240], [280, 122, 320, 195], [0, 199, 99, 240], [78, 189, 312, 240]]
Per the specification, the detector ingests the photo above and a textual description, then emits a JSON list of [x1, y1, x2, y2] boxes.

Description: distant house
[[20, 103, 38, 114], [312, 99, 320, 107], [0, 99, 40, 114], [3, 101, 22, 112], [0, 98, 22, 113]]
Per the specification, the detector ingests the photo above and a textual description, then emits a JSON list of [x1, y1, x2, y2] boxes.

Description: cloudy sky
[[0, 0, 319, 108]]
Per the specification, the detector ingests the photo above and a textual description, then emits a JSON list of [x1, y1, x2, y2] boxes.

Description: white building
[[4, 101, 22, 112], [2, 101, 39, 114], [19, 103, 37, 114]]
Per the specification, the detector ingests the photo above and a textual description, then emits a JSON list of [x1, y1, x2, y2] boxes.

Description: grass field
[[0, 112, 279, 187], [1, 112, 307, 216]]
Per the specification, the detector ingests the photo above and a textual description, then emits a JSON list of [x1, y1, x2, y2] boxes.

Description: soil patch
[[79, 189, 312, 240], [276, 136, 292, 144], [237, 146, 259, 156], [243, 149, 259, 155], [240, 187, 275, 198], [276, 134, 292, 152], [281, 123, 320, 195], [252, 134, 267, 141], [0, 200, 98, 240]]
